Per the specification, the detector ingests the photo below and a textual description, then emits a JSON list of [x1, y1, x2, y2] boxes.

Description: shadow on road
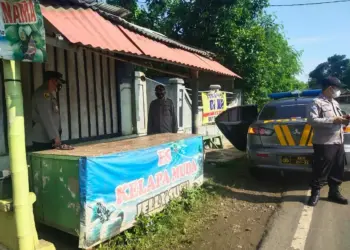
[[204, 149, 350, 206], [205, 154, 310, 191]]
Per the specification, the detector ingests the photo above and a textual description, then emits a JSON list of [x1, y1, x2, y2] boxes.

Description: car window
[[258, 103, 307, 120], [337, 95, 350, 114], [339, 104, 350, 115]]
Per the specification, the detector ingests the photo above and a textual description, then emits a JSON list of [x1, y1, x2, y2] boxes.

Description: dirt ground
[[186, 148, 283, 250]]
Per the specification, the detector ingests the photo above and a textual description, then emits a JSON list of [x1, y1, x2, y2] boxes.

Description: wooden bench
[[203, 135, 223, 149]]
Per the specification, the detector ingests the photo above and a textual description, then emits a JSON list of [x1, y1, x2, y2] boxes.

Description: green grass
[[97, 183, 221, 250]]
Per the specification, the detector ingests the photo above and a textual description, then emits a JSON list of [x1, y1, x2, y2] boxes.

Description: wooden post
[[191, 70, 199, 134]]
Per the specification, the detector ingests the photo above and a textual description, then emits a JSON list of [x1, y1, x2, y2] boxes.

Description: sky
[[267, 0, 350, 82]]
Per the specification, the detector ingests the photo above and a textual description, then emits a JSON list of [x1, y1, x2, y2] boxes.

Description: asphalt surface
[[260, 173, 350, 250]]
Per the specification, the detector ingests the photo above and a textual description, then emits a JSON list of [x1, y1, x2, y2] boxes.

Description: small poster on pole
[[0, 0, 46, 62], [201, 90, 227, 124]]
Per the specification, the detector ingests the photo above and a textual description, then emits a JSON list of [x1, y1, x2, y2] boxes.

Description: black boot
[[328, 186, 348, 205], [308, 189, 320, 207]]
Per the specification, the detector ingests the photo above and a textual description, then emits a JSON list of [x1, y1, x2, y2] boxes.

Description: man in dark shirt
[[147, 85, 178, 135]]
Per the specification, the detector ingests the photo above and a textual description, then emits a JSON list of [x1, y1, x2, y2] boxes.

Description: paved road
[[260, 174, 350, 250]]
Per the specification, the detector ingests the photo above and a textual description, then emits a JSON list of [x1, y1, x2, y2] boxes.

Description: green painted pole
[[3, 59, 34, 250]]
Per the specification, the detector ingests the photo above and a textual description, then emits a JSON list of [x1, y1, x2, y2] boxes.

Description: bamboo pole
[[3, 60, 34, 250]]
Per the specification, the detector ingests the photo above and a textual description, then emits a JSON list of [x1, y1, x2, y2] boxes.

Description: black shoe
[[308, 189, 320, 207], [328, 187, 348, 205]]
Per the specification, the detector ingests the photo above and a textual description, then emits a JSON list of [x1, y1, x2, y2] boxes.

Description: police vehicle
[[215, 89, 350, 174]]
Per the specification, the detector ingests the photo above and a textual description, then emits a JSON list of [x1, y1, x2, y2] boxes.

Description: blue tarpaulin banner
[[78, 136, 204, 248]]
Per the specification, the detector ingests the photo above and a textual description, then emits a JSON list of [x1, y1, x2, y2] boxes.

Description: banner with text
[[0, 0, 46, 62], [201, 91, 227, 124], [78, 136, 204, 248]]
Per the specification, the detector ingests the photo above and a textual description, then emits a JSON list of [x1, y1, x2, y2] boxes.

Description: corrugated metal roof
[[41, 6, 240, 77], [42, 6, 142, 55], [92, 2, 130, 18], [43, 0, 213, 57], [105, 14, 215, 58], [43, 0, 215, 58], [43, 0, 131, 17], [119, 26, 239, 77]]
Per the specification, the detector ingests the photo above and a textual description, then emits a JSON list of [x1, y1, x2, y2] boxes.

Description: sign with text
[[201, 91, 227, 124], [0, 0, 46, 62], [78, 136, 204, 249]]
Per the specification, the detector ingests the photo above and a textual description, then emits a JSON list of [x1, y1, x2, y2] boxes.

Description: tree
[[344, 67, 350, 87], [308, 54, 350, 89], [110, 0, 304, 106], [107, 0, 139, 20]]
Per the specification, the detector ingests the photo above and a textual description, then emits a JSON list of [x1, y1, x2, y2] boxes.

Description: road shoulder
[[259, 188, 309, 250]]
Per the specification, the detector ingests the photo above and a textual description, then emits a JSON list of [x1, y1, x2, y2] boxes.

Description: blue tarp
[[79, 136, 204, 248]]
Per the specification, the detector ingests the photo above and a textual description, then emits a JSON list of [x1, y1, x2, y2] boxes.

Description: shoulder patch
[[310, 104, 319, 113], [44, 92, 50, 99]]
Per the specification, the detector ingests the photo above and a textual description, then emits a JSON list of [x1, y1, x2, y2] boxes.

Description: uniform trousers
[[310, 144, 345, 189]]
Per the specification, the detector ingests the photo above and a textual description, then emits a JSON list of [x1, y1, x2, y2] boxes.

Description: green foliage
[[108, 0, 303, 106], [308, 54, 350, 89], [98, 187, 212, 250], [107, 0, 139, 21]]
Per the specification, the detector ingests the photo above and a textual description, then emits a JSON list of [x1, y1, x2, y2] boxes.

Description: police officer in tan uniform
[[307, 76, 349, 206], [32, 71, 65, 151]]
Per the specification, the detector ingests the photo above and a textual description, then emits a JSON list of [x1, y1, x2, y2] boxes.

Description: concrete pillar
[[191, 70, 199, 134], [119, 82, 133, 136], [117, 62, 134, 136], [168, 78, 184, 131], [134, 72, 148, 135]]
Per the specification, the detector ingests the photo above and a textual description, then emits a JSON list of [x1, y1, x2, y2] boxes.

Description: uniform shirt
[[307, 94, 344, 145], [32, 86, 61, 143], [147, 98, 178, 135]]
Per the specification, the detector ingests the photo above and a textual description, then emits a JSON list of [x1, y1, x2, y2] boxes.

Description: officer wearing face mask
[[147, 84, 178, 135], [307, 76, 349, 206], [32, 71, 66, 151]]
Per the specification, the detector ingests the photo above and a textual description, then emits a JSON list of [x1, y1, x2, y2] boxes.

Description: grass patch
[[97, 182, 221, 250], [98, 157, 250, 250]]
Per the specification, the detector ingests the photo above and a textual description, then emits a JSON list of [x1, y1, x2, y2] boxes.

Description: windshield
[[258, 103, 307, 120]]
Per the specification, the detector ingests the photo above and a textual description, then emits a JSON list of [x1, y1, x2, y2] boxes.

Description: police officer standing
[[32, 71, 67, 151], [147, 84, 178, 135], [307, 76, 349, 206]]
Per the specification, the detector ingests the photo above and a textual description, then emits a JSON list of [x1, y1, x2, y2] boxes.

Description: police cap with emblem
[[321, 76, 344, 90], [44, 71, 66, 84], [44, 71, 66, 91]]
